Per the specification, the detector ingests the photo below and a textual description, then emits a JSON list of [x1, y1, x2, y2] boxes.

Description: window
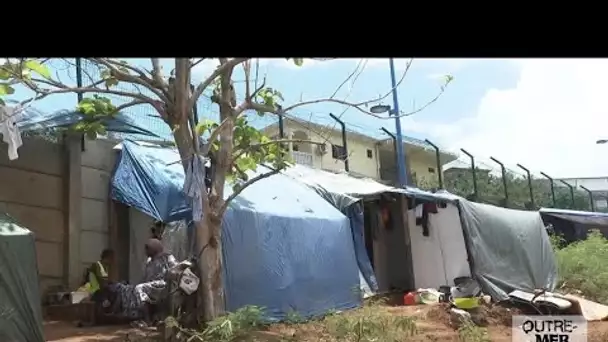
[[331, 144, 346, 160], [366, 149, 373, 159], [428, 167, 435, 173]]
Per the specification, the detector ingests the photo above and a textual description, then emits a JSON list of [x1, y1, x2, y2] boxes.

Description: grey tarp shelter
[[0, 213, 45, 342], [283, 165, 558, 302], [458, 200, 558, 301]]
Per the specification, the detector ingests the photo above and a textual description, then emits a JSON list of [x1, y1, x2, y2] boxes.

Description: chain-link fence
[[76, 59, 216, 142], [414, 148, 601, 212]]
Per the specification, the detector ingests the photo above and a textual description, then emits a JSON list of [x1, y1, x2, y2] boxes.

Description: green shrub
[[554, 230, 608, 303]]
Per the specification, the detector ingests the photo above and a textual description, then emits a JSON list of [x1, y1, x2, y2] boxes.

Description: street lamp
[[370, 102, 408, 187], [370, 104, 392, 114], [596, 139, 608, 144], [369, 58, 407, 187]]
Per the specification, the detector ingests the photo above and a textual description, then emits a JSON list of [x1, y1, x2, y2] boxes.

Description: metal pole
[[580, 185, 595, 212], [516, 163, 535, 209], [388, 58, 408, 186], [424, 139, 443, 189], [329, 113, 348, 172], [460, 149, 478, 200], [540, 172, 556, 207], [278, 116, 284, 138], [490, 157, 508, 206], [559, 180, 575, 209], [75, 58, 85, 151]]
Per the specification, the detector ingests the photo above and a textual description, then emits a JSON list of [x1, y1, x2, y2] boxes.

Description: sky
[[3, 58, 608, 179]]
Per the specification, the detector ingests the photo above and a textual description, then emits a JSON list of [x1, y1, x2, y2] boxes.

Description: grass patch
[[552, 230, 608, 303], [457, 320, 490, 342], [324, 304, 418, 342]]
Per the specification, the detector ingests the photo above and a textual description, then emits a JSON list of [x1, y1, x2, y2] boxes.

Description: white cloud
[[427, 59, 608, 178]]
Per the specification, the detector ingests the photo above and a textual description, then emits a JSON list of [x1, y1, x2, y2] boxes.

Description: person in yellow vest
[[79, 249, 114, 297]]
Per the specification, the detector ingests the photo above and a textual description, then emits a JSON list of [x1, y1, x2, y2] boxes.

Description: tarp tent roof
[[8, 103, 160, 138], [539, 207, 608, 242], [0, 213, 44, 342], [111, 140, 363, 320], [540, 207, 608, 226], [282, 164, 456, 211], [460, 201, 558, 300]]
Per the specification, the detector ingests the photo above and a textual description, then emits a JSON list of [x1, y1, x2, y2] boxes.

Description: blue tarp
[[11, 104, 159, 137], [540, 208, 608, 242], [111, 140, 362, 320]]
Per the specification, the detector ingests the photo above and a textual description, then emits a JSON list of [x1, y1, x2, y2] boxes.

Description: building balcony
[[291, 151, 313, 167]]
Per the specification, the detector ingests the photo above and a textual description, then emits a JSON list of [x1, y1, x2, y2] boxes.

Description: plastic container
[[403, 292, 418, 306]]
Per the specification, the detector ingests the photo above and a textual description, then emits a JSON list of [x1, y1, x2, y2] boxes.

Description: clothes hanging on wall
[[0, 105, 22, 160], [415, 202, 438, 237]]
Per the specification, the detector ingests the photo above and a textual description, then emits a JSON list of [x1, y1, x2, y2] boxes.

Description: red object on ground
[[403, 292, 417, 306]]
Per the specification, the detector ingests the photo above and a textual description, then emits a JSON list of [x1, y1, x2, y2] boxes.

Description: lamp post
[[370, 58, 407, 187], [371, 104, 407, 186]]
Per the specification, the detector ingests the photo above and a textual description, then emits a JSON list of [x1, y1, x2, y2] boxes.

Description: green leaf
[[85, 131, 97, 140], [24, 60, 51, 80], [292, 58, 304, 67], [0, 68, 10, 80], [0, 83, 15, 95]]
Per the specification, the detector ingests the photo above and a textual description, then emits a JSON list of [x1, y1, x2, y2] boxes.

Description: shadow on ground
[[44, 321, 158, 342]]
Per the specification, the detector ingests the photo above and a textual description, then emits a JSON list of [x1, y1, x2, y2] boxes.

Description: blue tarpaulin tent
[[540, 208, 608, 242], [11, 104, 160, 137], [110, 140, 362, 320]]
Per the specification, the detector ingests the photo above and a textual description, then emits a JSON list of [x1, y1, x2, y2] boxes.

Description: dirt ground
[[44, 303, 608, 341], [264, 303, 608, 342], [44, 321, 157, 342]]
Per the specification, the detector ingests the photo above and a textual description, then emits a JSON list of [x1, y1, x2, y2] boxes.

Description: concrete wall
[[78, 139, 117, 280], [0, 136, 118, 294], [0, 137, 65, 293]]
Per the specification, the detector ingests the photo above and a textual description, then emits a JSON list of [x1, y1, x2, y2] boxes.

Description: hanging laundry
[[183, 154, 208, 222], [0, 105, 23, 160], [415, 202, 438, 237]]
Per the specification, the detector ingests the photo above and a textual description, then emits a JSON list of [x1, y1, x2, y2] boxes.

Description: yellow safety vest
[[79, 261, 108, 294]]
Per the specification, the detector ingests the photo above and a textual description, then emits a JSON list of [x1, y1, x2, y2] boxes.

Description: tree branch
[[200, 117, 230, 156], [150, 58, 166, 87], [233, 77, 266, 116], [189, 58, 247, 110], [92, 58, 169, 103], [329, 59, 367, 99], [191, 58, 207, 69], [219, 168, 280, 215], [247, 71, 451, 119]]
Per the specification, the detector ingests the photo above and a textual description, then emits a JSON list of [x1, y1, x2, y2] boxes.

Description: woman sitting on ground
[[114, 238, 178, 326]]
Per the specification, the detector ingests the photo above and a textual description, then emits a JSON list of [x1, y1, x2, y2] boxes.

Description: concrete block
[[0, 137, 63, 176], [0, 202, 64, 243], [81, 139, 118, 172], [81, 198, 107, 233], [81, 167, 110, 201], [35, 241, 63, 278], [80, 230, 108, 264], [0, 167, 63, 209]]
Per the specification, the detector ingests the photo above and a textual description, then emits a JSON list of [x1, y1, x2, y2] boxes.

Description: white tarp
[[408, 202, 471, 289]]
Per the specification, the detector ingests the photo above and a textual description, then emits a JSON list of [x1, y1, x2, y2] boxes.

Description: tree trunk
[[173, 123, 226, 322], [196, 214, 225, 321]]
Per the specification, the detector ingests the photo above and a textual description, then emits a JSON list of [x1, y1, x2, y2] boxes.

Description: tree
[[419, 168, 594, 211], [0, 58, 452, 321]]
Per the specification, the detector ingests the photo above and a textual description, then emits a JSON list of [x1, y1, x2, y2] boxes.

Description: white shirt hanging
[[0, 105, 23, 160]]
